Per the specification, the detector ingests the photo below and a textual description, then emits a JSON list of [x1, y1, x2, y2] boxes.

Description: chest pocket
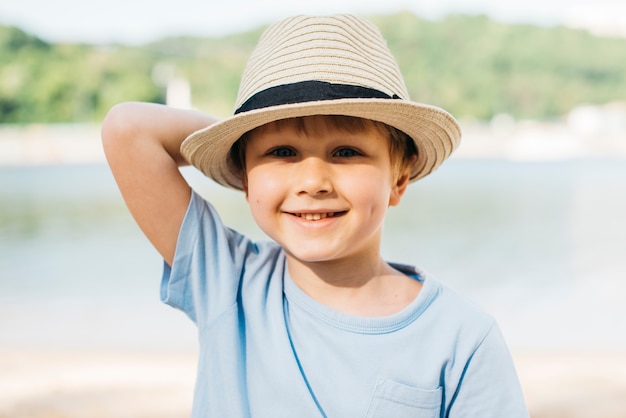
[[364, 378, 442, 418]]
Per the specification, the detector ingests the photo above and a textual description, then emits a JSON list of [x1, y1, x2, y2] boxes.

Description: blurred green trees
[[1, 13, 625, 123], [0, 26, 163, 123]]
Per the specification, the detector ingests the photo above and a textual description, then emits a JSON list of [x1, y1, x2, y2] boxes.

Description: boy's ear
[[389, 165, 412, 207], [242, 177, 249, 199], [242, 181, 248, 200]]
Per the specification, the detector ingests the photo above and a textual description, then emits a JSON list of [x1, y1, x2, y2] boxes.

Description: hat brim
[[181, 98, 461, 190]]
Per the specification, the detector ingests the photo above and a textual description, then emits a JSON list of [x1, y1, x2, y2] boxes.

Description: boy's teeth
[[301, 213, 330, 221]]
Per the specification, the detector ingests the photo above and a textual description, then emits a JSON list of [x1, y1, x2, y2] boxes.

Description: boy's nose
[[296, 157, 333, 196]]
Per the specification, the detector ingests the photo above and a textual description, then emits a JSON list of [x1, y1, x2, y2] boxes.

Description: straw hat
[[181, 14, 461, 190]]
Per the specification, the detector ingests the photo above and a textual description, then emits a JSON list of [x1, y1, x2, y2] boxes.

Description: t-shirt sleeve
[[160, 190, 255, 326], [448, 323, 529, 417]]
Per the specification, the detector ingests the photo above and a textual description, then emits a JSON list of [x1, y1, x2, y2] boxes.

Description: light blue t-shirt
[[161, 191, 528, 417]]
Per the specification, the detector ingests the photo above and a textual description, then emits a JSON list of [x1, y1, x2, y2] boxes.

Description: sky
[[1, 0, 625, 44]]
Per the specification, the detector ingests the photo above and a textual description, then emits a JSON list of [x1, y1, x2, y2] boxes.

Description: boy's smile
[[243, 116, 410, 275], [288, 211, 345, 221]]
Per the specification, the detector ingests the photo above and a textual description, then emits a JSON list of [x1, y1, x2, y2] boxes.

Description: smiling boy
[[241, 116, 421, 316], [102, 14, 528, 417]]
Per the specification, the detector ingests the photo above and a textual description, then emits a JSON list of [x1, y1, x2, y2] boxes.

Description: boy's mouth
[[291, 212, 346, 221]]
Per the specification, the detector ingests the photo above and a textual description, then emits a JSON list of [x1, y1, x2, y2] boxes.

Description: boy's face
[[243, 116, 410, 266]]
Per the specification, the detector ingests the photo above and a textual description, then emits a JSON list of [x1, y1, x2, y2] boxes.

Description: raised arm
[[101, 102, 217, 265]]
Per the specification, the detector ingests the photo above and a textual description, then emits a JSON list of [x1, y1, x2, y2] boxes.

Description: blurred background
[[1, 1, 625, 417]]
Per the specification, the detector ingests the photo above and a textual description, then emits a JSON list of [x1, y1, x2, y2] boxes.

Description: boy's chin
[[284, 248, 342, 265], [284, 247, 370, 268]]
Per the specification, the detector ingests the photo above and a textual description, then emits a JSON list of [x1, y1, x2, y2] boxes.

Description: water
[[1, 159, 625, 353]]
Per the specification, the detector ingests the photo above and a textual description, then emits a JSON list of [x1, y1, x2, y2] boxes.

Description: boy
[[102, 14, 528, 417]]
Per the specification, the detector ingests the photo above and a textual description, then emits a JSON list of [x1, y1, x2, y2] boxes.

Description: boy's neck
[[285, 254, 421, 317]]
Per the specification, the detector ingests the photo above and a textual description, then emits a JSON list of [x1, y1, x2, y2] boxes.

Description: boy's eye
[[333, 147, 361, 158], [269, 147, 296, 157]]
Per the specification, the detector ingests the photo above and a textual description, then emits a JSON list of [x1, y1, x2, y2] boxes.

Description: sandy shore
[[514, 351, 626, 418], [0, 350, 196, 418], [1, 349, 625, 417]]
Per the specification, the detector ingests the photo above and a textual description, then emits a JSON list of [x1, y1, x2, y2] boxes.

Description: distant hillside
[[1, 13, 625, 123]]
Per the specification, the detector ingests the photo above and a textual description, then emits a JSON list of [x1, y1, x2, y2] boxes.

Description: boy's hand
[[101, 102, 217, 265]]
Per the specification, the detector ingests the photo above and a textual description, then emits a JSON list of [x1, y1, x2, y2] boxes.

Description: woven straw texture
[[181, 14, 461, 190]]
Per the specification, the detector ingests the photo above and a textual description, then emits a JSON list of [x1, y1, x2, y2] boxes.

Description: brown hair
[[228, 115, 417, 182]]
